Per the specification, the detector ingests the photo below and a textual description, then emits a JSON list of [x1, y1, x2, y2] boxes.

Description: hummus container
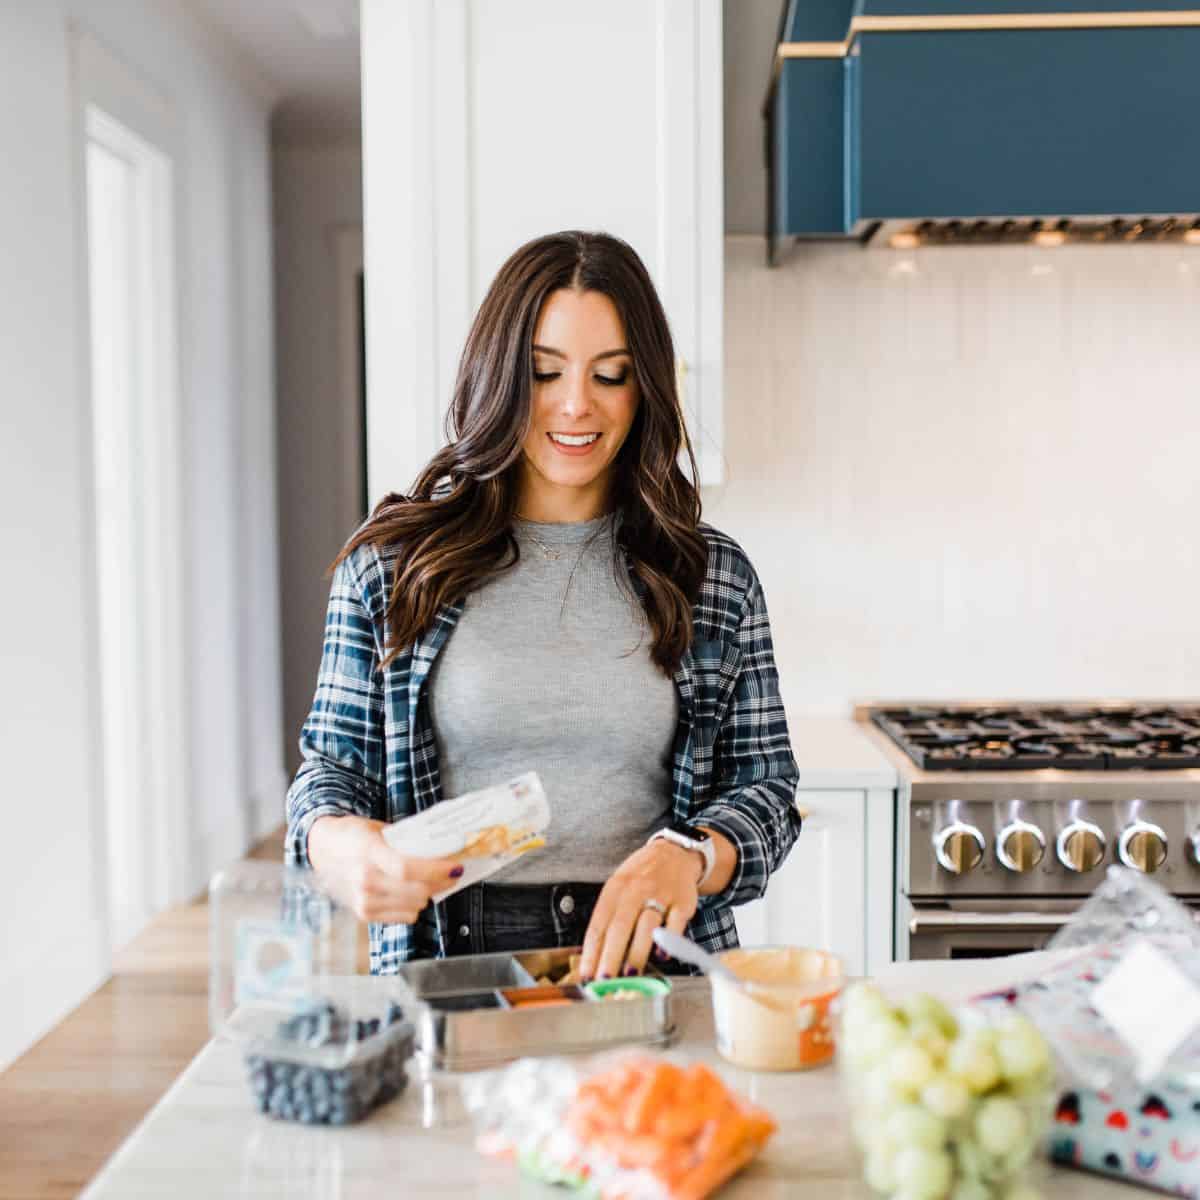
[[710, 946, 843, 1071]]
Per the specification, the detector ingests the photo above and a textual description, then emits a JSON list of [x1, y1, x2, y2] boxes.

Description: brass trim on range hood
[[765, 8, 1200, 108]]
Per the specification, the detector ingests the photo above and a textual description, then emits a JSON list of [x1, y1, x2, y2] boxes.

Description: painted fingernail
[[598, 971, 611, 981], [449, 865, 464, 879], [624, 966, 640, 977], [579, 974, 592, 986], [652, 946, 669, 963]]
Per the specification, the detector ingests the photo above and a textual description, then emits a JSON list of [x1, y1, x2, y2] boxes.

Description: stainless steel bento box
[[396, 947, 675, 1071]]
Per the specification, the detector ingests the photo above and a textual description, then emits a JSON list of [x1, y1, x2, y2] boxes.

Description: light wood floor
[[0, 826, 366, 1200]]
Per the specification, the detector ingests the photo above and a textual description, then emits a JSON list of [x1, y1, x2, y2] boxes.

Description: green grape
[[949, 1182, 991, 1200], [994, 1020, 1050, 1082], [909, 1019, 952, 1063], [954, 1136, 987, 1181], [844, 983, 890, 1022], [892, 1145, 953, 1200], [920, 1073, 970, 1120], [948, 1035, 1001, 1094], [864, 1146, 898, 1194], [974, 1096, 1028, 1157], [884, 1104, 947, 1152], [997, 1130, 1036, 1176], [902, 993, 959, 1039], [888, 1042, 937, 1095], [847, 1014, 908, 1069], [861, 1061, 905, 1112]]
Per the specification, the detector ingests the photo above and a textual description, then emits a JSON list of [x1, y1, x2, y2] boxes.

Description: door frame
[[71, 27, 192, 949]]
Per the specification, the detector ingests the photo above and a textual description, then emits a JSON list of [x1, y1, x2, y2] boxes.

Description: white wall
[[273, 145, 364, 774], [711, 238, 1200, 713], [0, 0, 283, 1069]]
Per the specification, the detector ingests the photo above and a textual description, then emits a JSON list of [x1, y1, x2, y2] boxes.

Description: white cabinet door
[[736, 790, 867, 978], [360, 0, 724, 500]]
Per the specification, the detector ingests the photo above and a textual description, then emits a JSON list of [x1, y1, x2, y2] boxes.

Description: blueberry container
[[209, 862, 416, 1125]]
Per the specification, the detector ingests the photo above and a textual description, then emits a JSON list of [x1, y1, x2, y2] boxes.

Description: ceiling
[[185, 0, 361, 144]]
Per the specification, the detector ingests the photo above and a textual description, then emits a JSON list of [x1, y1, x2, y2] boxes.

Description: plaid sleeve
[[284, 552, 387, 866], [693, 569, 802, 909]]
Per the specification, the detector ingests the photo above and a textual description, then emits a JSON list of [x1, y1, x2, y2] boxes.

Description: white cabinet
[[360, 0, 724, 500], [736, 787, 895, 980]]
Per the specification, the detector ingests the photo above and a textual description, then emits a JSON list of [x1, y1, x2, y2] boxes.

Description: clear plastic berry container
[[838, 986, 1055, 1200], [209, 862, 415, 1125]]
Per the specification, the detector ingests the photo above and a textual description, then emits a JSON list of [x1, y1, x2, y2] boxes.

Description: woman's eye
[[533, 370, 560, 382], [596, 373, 629, 387]]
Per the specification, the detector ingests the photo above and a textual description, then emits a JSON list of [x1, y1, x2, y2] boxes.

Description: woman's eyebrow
[[532, 344, 630, 361]]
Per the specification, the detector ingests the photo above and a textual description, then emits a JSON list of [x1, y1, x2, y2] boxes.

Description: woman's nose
[[558, 370, 593, 418]]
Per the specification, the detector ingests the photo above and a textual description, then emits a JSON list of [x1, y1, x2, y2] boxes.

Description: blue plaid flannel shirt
[[285, 522, 803, 972]]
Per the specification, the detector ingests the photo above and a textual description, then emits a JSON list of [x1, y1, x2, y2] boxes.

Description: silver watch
[[649, 828, 716, 888]]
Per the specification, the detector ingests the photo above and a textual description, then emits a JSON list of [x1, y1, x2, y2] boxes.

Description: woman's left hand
[[578, 840, 703, 982]]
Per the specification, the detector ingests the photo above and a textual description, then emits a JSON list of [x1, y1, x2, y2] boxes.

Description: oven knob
[[1056, 820, 1106, 873], [1118, 820, 1168, 873], [997, 820, 1046, 872], [934, 821, 986, 874]]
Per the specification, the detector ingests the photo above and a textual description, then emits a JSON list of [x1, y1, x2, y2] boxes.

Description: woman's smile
[[547, 431, 602, 455]]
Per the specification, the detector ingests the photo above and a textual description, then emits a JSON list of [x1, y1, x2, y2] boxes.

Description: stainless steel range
[[860, 702, 1200, 962]]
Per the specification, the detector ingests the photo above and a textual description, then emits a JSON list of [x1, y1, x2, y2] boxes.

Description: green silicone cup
[[583, 976, 671, 1000]]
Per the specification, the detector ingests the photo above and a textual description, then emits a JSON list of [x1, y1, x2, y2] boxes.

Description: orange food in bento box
[[564, 1058, 776, 1199]]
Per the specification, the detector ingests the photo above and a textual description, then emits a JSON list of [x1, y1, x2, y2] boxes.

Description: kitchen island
[[83, 956, 1138, 1199]]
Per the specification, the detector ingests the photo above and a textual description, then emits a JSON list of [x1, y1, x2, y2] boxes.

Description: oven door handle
[[908, 911, 1071, 935]]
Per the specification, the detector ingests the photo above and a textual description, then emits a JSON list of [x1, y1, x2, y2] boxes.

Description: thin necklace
[[523, 528, 562, 560], [515, 514, 611, 562]]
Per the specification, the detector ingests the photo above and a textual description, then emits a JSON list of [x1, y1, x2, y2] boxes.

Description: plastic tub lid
[[209, 861, 414, 1066]]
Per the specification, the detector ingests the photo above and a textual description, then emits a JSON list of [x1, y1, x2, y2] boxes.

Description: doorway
[[80, 48, 188, 952]]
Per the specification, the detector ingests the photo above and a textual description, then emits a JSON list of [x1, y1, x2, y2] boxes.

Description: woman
[[286, 231, 801, 982]]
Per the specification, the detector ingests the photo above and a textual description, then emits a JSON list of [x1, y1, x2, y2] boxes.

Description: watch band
[[649, 828, 716, 889]]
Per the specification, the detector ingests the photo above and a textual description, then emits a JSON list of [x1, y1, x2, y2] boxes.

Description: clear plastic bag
[[462, 1052, 776, 1199], [1012, 865, 1200, 1093], [839, 985, 1055, 1199]]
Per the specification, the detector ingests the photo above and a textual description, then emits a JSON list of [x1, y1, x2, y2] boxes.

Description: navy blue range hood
[[764, 0, 1200, 260]]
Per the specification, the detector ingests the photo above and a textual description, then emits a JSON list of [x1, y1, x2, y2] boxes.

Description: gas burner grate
[[871, 706, 1200, 771]]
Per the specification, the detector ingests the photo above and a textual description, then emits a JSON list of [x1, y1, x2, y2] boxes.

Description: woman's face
[[518, 287, 639, 520]]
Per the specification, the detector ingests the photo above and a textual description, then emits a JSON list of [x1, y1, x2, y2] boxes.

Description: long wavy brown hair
[[334, 230, 709, 675]]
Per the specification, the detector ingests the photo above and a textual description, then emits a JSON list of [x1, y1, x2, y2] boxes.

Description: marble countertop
[[83, 955, 1137, 1199], [789, 717, 899, 790]]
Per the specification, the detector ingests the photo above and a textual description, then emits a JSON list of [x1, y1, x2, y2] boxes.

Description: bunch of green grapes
[[839, 986, 1054, 1200]]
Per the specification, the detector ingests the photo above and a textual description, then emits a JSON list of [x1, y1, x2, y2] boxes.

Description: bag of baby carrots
[[462, 1053, 776, 1198]]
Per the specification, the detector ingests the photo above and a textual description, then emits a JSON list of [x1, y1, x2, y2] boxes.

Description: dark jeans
[[442, 881, 604, 956], [440, 880, 695, 975]]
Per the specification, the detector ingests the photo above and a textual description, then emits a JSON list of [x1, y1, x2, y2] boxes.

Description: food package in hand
[[382, 771, 550, 900], [839, 984, 1055, 1200], [463, 1053, 777, 1199]]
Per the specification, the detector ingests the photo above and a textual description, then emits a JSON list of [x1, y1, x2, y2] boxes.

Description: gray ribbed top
[[426, 513, 678, 884]]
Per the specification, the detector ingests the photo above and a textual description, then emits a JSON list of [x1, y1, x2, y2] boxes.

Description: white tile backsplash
[[710, 237, 1200, 714]]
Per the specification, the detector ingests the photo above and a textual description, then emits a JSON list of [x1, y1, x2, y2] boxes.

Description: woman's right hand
[[307, 815, 464, 924]]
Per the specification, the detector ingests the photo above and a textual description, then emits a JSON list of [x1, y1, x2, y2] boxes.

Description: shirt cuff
[[691, 803, 769, 910], [286, 803, 355, 868]]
